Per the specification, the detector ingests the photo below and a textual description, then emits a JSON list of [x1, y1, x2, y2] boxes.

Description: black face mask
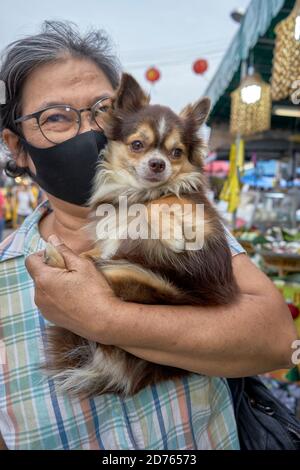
[[21, 130, 107, 206]]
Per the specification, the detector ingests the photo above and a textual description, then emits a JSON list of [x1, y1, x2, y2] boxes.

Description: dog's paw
[[80, 246, 102, 262], [44, 243, 66, 269]]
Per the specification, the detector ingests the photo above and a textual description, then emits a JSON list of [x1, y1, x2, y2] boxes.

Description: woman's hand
[[25, 236, 119, 343]]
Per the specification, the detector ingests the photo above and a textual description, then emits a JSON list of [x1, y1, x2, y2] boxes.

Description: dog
[[43, 73, 239, 397]]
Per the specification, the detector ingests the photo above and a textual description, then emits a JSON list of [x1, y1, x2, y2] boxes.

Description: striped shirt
[[0, 201, 244, 450]]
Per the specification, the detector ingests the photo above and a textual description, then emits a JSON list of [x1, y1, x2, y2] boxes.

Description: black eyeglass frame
[[13, 96, 112, 144]]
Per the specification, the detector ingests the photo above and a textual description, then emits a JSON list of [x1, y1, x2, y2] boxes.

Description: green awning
[[204, 0, 286, 107]]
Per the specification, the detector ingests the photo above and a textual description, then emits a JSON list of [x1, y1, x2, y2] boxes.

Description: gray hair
[[0, 20, 121, 177]]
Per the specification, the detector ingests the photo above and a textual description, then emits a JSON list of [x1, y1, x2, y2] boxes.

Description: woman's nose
[[79, 110, 98, 133]]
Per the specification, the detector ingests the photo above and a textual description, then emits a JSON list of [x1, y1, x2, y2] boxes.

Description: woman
[[0, 21, 296, 450]]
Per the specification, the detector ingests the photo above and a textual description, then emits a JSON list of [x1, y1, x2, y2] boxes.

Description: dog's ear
[[180, 97, 211, 168], [113, 73, 150, 112], [101, 74, 149, 140], [180, 97, 211, 129]]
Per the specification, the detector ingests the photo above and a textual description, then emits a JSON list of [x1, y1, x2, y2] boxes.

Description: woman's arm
[[0, 432, 7, 450], [25, 243, 297, 377], [115, 254, 297, 376]]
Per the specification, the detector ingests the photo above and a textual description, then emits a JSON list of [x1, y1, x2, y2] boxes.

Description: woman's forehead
[[21, 57, 114, 114]]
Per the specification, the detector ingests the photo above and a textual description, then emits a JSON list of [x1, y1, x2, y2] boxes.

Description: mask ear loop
[[15, 136, 37, 180], [4, 107, 29, 178], [4, 158, 27, 178]]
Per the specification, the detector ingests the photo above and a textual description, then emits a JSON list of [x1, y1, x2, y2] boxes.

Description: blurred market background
[[0, 0, 300, 416]]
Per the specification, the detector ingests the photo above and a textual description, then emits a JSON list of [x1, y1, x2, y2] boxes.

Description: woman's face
[[4, 57, 114, 175]]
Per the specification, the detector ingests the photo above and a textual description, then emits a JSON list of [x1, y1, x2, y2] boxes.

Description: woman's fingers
[[25, 251, 47, 278], [47, 235, 85, 271]]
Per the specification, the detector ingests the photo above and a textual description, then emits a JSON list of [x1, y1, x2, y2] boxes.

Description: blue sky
[[1, 0, 250, 112]]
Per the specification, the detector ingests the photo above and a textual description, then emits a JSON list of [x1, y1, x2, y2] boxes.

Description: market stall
[[205, 0, 300, 416]]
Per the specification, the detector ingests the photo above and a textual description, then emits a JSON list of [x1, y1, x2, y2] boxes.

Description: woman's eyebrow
[[38, 94, 113, 110], [90, 94, 113, 105], [35, 100, 72, 111]]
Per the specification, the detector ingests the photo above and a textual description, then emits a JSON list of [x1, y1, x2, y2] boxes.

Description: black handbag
[[227, 376, 300, 450]]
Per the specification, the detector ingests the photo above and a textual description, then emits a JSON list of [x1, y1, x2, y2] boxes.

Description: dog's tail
[[99, 260, 186, 305]]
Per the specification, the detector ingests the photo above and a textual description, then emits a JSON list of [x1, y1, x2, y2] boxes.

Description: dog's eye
[[171, 148, 183, 158], [130, 140, 144, 152]]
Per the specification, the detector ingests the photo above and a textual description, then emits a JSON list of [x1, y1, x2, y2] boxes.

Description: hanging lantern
[[287, 303, 300, 320], [145, 67, 161, 83], [193, 59, 208, 75], [271, 0, 300, 101], [219, 140, 244, 214], [230, 73, 271, 137]]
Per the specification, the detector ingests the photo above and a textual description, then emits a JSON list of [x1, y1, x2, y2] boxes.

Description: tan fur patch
[[145, 196, 213, 252], [164, 129, 184, 152], [107, 141, 137, 172], [177, 158, 198, 173], [126, 123, 155, 147], [101, 262, 181, 300]]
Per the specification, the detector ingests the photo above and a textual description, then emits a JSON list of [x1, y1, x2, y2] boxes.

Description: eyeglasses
[[14, 97, 112, 144]]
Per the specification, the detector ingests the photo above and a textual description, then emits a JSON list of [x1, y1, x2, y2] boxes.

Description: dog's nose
[[148, 159, 166, 173]]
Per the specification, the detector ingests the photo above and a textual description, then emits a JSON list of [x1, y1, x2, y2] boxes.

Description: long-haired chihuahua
[[44, 73, 239, 397]]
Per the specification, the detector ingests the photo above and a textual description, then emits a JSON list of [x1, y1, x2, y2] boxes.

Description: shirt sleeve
[[224, 226, 246, 257]]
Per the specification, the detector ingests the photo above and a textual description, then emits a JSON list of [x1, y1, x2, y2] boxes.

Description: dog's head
[[100, 73, 210, 190]]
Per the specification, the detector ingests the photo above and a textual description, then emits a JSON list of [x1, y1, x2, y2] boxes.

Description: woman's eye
[[171, 148, 183, 158], [97, 106, 110, 113], [130, 140, 144, 152], [44, 114, 70, 124]]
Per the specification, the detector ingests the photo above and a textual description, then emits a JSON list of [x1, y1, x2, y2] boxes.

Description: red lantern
[[193, 59, 208, 75], [287, 303, 300, 320], [145, 67, 161, 83]]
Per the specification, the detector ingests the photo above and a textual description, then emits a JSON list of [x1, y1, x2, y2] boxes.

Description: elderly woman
[[0, 21, 296, 450]]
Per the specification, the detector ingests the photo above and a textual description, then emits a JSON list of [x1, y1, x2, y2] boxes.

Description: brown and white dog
[[44, 73, 239, 397]]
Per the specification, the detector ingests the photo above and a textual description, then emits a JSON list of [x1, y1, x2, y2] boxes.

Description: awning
[[204, 0, 285, 107]]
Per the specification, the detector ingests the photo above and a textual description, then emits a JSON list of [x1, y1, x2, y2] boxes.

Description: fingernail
[[48, 234, 64, 246]]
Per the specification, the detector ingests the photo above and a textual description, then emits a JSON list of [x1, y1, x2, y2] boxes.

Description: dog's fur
[[44, 74, 239, 397]]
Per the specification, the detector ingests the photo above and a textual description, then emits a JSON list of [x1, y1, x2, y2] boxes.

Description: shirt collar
[[0, 200, 52, 262]]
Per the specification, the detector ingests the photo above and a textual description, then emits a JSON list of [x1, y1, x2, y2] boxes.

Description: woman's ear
[[2, 128, 28, 168]]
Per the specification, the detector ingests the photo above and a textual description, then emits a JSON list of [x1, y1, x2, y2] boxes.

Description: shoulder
[[0, 200, 50, 263], [0, 228, 26, 263]]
